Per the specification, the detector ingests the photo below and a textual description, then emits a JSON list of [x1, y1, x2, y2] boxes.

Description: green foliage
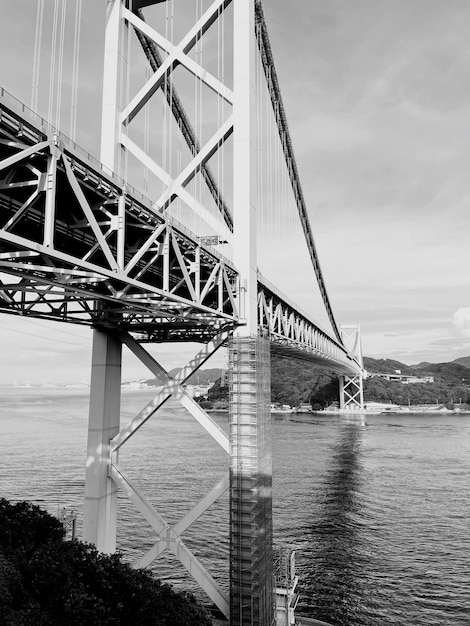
[[206, 378, 228, 402], [202, 355, 339, 409], [271, 356, 331, 406], [0, 499, 64, 557], [363, 358, 470, 405], [0, 499, 213, 626], [194, 354, 470, 410], [364, 376, 470, 406]]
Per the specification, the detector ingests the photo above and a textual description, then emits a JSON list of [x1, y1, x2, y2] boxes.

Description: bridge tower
[[339, 325, 366, 411], [0, 1, 366, 623], [83, 1, 273, 624], [230, 0, 274, 624]]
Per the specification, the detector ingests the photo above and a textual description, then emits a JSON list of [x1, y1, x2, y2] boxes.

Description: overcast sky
[[0, 0, 469, 383]]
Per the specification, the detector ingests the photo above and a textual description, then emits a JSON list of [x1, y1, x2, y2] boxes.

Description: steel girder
[[258, 281, 363, 376], [0, 93, 239, 340]]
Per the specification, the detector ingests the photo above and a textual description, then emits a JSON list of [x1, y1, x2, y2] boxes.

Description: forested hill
[[363, 357, 415, 374], [145, 368, 224, 386], [363, 356, 470, 385], [361, 356, 470, 406], [147, 354, 470, 408]]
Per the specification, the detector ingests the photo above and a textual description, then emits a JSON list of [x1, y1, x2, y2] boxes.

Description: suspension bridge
[[0, 1, 365, 624]]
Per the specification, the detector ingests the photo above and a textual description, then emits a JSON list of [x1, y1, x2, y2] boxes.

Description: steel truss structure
[[339, 325, 366, 410], [258, 281, 362, 375], [0, 90, 238, 341], [84, 327, 231, 617]]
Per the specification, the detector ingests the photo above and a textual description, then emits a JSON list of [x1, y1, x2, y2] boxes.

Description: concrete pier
[[229, 335, 273, 626]]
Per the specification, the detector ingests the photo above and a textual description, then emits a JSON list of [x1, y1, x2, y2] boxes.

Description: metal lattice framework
[[258, 281, 362, 375], [105, 329, 231, 615], [339, 325, 366, 409], [0, 89, 238, 341]]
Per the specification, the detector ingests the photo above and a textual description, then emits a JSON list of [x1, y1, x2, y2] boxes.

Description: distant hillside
[[145, 368, 224, 387], [452, 356, 470, 369], [364, 356, 470, 385], [145, 354, 470, 409], [413, 361, 432, 370], [416, 362, 470, 385], [363, 356, 470, 406], [363, 357, 414, 374]]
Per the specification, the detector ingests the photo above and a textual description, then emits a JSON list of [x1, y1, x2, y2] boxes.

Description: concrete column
[[83, 328, 122, 553], [229, 335, 273, 626], [339, 374, 364, 411], [101, 0, 126, 175], [233, 0, 258, 335]]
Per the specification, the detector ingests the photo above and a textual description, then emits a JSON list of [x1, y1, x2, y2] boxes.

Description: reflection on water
[[309, 417, 368, 626], [1, 390, 470, 625]]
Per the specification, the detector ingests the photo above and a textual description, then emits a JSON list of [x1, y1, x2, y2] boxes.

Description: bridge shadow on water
[[301, 416, 378, 626]]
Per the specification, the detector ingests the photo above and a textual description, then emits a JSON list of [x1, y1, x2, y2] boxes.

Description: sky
[[0, 0, 470, 383]]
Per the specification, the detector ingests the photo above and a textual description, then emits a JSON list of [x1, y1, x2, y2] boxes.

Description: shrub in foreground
[[0, 499, 213, 626]]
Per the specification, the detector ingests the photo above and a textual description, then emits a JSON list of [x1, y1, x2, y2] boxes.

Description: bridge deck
[[0, 87, 361, 374]]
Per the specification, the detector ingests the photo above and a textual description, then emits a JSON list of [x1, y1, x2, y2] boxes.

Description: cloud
[[452, 307, 470, 338]]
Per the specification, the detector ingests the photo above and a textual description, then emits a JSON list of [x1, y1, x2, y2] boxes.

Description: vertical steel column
[[229, 335, 273, 626], [101, 0, 126, 175], [232, 1, 273, 622], [233, 0, 258, 335], [83, 329, 122, 553], [340, 374, 365, 411], [339, 325, 365, 411]]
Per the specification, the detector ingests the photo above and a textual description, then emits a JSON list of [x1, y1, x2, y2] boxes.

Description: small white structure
[[274, 545, 299, 626]]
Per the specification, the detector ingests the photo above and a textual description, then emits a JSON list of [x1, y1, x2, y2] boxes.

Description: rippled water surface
[[1, 388, 469, 625]]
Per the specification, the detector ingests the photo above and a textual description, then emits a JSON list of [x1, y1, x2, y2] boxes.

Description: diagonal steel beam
[[132, 7, 233, 231], [62, 155, 119, 272], [124, 7, 233, 105], [0, 140, 51, 173], [153, 117, 233, 212], [121, 135, 231, 240]]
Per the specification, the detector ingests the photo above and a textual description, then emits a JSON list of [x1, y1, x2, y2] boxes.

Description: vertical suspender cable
[[217, 4, 221, 241], [168, 0, 175, 218], [48, 0, 59, 130], [118, 1, 125, 178], [162, 0, 169, 199], [193, 0, 199, 234], [55, 0, 68, 131], [32, 0, 44, 113], [221, 5, 227, 249], [70, 0, 83, 143], [196, 0, 202, 235], [169, 0, 174, 187]]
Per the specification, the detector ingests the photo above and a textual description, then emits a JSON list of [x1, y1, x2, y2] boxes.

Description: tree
[[0, 499, 213, 626]]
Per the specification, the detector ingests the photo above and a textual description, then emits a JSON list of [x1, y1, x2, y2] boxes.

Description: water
[[1, 388, 469, 625]]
